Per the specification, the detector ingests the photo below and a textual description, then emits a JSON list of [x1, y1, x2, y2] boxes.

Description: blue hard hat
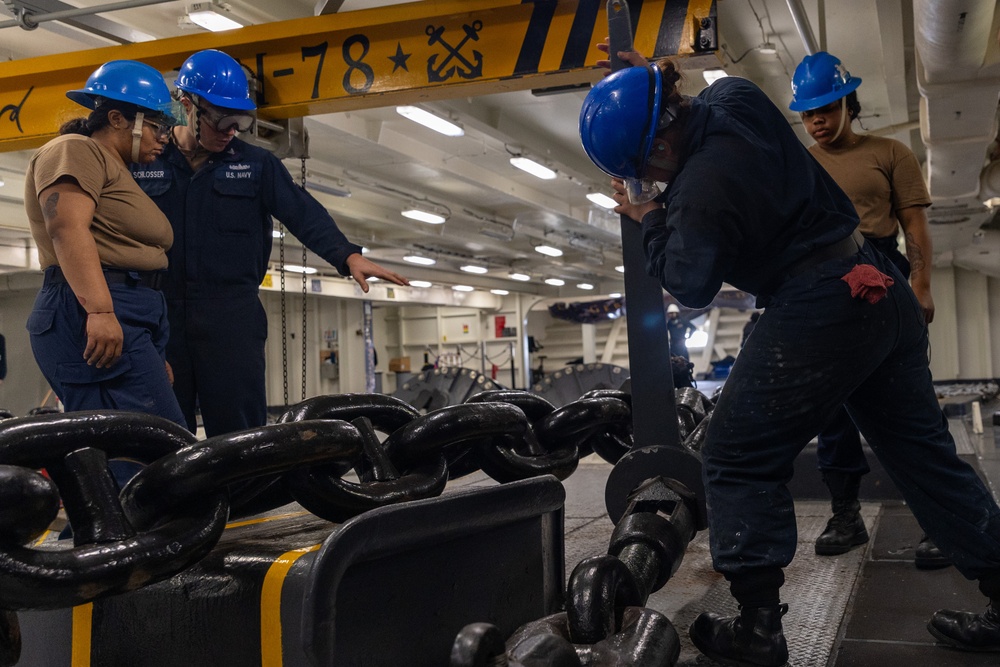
[[789, 51, 861, 112], [175, 50, 255, 111], [579, 64, 663, 180], [67, 60, 181, 125]]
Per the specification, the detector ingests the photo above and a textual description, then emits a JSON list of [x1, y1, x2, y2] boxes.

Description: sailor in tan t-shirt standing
[[790, 51, 947, 569], [24, 60, 187, 436]]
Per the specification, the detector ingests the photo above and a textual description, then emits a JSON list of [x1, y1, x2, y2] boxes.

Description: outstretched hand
[[345, 253, 409, 293], [596, 40, 650, 74]]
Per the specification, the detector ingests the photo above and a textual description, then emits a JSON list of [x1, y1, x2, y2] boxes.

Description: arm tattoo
[[904, 231, 926, 274], [42, 192, 60, 222]]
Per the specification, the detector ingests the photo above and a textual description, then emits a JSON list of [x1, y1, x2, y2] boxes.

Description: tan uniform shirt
[[25, 134, 173, 270], [808, 134, 931, 239]]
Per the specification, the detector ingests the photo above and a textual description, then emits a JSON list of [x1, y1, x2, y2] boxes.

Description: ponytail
[[58, 99, 139, 136]]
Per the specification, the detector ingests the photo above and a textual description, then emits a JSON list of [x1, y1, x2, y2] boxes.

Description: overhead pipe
[[0, 0, 174, 31], [785, 0, 820, 55]]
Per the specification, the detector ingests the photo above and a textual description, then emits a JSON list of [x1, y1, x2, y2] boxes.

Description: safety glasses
[[195, 101, 255, 133], [143, 119, 171, 140]]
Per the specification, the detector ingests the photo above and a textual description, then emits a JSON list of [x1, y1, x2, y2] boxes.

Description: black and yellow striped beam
[[0, 0, 716, 152]]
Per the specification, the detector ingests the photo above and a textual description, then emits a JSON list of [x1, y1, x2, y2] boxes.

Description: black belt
[[782, 229, 864, 281], [45, 266, 166, 290]]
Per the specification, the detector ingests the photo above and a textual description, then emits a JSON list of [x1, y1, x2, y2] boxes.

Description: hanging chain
[[279, 217, 288, 406], [300, 158, 308, 402]]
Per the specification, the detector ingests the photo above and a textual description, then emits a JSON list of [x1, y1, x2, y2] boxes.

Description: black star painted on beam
[[389, 43, 411, 73]]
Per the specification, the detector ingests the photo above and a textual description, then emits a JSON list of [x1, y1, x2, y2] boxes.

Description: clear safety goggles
[[195, 100, 255, 133], [624, 178, 662, 205], [625, 102, 682, 205]]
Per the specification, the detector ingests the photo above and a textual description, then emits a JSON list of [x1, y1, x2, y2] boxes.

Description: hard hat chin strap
[[829, 97, 848, 143], [130, 111, 144, 163]]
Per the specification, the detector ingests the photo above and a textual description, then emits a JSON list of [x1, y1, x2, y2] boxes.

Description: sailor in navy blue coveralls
[[596, 66, 1000, 658], [132, 137, 361, 436]]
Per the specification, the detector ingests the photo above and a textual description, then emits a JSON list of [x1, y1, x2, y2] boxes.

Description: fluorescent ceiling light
[[396, 106, 464, 137], [187, 2, 243, 32], [361, 246, 370, 254], [403, 255, 436, 266], [452, 285, 474, 292], [577, 283, 594, 290], [544, 278, 565, 286], [609, 292, 622, 298], [401, 208, 447, 225], [272, 230, 285, 238], [509, 272, 531, 281], [758, 42, 777, 55], [490, 289, 509, 295], [283, 264, 317, 274], [460, 264, 488, 274], [409, 280, 433, 288], [703, 68, 730, 84], [306, 180, 351, 197], [510, 156, 557, 180], [586, 192, 618, 209], [534, 244, 563, 257], [615, 265, 625, 273]]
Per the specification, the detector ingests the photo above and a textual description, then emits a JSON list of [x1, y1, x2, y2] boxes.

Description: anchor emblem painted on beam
[[426, 21, 484, 82]]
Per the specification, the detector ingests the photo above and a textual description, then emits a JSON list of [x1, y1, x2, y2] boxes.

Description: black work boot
[[689, 604, 789, 667], [915, 534, 951, 569], [815, 472, 868, 556], [927, 600, 1000, 651]]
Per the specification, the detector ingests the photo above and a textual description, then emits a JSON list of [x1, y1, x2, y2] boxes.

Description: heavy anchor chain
[[279, 394, 530, 522], [0, 411, 371, 613], [0, 385, 713, 666], [450, 476, 701, 666], [456, 388, 633, 480], [450, 381, 716, 667], [234, 389, 637, 520]]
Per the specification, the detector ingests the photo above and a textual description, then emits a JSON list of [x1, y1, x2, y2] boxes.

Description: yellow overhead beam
[[0, 0, 717, 152]]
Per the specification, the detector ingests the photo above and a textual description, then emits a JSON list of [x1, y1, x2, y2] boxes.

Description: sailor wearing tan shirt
[[24, 60, 186, 429], [791, 51, 946, 570]]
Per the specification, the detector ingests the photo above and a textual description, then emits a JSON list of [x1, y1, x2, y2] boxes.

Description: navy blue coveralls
[[640, 77, 1000, 590], [132, 138, 361, 436]]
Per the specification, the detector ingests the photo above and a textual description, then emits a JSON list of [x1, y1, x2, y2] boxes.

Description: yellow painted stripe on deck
[[225, 510, 311, 530], [260, 544, 321, 666], [71, 604, 92, 667]]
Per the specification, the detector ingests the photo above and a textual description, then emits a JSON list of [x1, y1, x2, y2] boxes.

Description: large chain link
[[0, 383, 715, 661], [449, 389, 714, 667], [0, 390, 652, 611]]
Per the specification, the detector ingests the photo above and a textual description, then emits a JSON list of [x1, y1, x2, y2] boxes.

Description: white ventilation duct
[[912, 0, 1000, 253], [914, 0, 1000, 200]]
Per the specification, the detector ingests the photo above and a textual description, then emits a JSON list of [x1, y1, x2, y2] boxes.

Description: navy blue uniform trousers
[[816, 235, 912, 473], [704, 243, 1000, 580], [27, 268, 185, 426], [166, 293, 267, 437]]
